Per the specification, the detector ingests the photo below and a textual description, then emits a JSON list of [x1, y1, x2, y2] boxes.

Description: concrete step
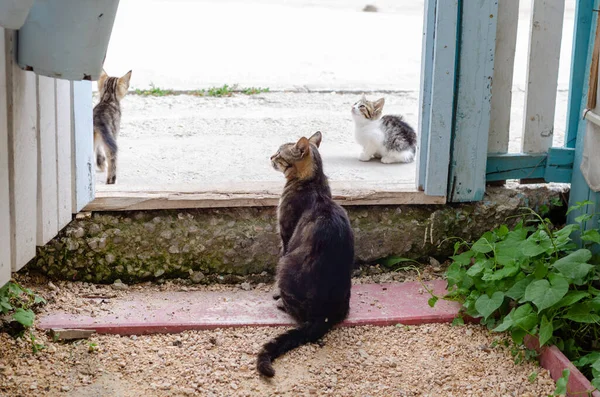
[[38, 280, 460, 335]]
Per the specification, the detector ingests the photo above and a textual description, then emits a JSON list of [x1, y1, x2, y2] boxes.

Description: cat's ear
[[294, 137, 310, 157], [308, 131, 322, 148], [119, 70, 132, 88], [98, 69, 108, 90], [361, 93, 366, 102], [373, 97, 385, 112]]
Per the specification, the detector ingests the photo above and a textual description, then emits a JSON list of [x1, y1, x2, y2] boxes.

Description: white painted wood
[[55, 79, 72, 230], [0, 29, 11, 286], [489, 0, 520, 154], [36, 75, 58, 245], [7, 32, 38, 271], [70, 80, 94, 213], [521, 0, 566, 153]]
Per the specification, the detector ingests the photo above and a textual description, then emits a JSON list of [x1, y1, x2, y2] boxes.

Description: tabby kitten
[[94, 69, 132, 184], [352, 94, 417, 163], [257, 131, 355, 377]]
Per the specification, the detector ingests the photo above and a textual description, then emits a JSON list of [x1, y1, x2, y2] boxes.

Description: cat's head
[[351, 94, 385, 122], [98, 69, 133, 101], [270, 131, 322, 180]]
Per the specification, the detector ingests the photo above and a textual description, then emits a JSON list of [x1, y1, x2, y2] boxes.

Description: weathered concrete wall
[[30, 185, 567, 283]]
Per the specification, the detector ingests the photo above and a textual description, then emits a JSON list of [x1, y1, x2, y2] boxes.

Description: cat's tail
[[256, 320, 332, 377], [96, 122, 118, 156]]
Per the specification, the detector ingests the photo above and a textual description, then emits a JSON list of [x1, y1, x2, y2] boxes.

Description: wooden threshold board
[[86, 181, 445, 211]]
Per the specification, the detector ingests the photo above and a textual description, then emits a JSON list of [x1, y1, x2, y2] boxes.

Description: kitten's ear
[[119, 70, 132, 88], [361, 93, 366, 101], [373, 98, 385, 112], [98, 69, 108, 89], [294, 137, 310, 157], [308, 131, 322, 148]]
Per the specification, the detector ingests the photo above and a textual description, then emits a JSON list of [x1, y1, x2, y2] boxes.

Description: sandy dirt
[[0, 323, 556, 397], [1, 271, 557, 396]]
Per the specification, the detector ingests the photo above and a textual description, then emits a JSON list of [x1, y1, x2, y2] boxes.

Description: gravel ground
[[0, 323, 556, 397], [1, 269, 558, 396]]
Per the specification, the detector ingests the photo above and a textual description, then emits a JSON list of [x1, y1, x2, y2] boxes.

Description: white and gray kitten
[[351, 95, 417, 163]]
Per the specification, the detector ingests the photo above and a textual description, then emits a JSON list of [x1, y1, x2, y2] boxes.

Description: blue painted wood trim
[[423, 0, 459, 197], [568, 0, 600, 237], [565, 0, 594, 149], [486, 149, 574, 183], [416, 0, 436, 190], [448, 0, 498, 202], [545, 147, 575, 183]]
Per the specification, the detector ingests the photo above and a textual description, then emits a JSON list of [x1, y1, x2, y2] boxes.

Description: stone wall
[[30, 185, 567, 283]]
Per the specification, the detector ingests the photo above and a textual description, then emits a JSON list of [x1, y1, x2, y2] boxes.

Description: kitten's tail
[[96, 122, 118, 156], [257, 320, 332, 377]]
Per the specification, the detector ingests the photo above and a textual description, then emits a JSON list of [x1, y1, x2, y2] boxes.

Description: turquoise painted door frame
[[567, 0, 600, 236], [419, 1, 591, 203], [418, 0, 499, 202]]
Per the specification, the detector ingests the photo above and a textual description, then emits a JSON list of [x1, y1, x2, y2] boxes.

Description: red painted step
[[38, 280, 459, 335]]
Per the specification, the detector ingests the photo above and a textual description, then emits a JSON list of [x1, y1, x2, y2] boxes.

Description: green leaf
[[482, 263, 520, 281], [33, 295, 46, 305], [512, 303, 538, 331], [474, 291, 504, 320], [573, 352, 600, 368], [563, 304, 600, 323], [539, 315, 553, 346], [450, 251, 473, 266], [533, 260, 548, 279], [379, 256, 415, 268], [552, 249, 594, 285], [428, 296, 438, 308], [592, 377, 600, 392], [493, 311, 514, 332], [472, 238, 494, 254], [555, 291, 590, 309], [511, 328, 527, 345], [466, 259, 492, 277], [523, 274, 569, 312], [451, 317, 465, 326], [520, 230, 553, 257], [581, 229, 600, 244], [446, 262, 465, 288], [496, 225, 509, 239], [12, 308, 34, 327], [575, 214, 593, 223], [0, 300, 13, 312], [506, 276, 534, 300], [553, 369, 569, 396]]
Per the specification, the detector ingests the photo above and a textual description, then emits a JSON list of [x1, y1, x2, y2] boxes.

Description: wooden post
[[0, 29, 11, 285], [36, 75, 58, 245], [521, 0, 566, 154], [448, 0, 498, 202], [71, 80, 94, 213]]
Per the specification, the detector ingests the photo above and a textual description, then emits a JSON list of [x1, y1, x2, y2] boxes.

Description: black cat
[[257, 131, 355, 377]]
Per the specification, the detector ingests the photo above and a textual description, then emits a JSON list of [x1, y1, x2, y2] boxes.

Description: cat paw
[[380, 156, 399, 164], [358, 153, 373, 162], [106, 176, 116, 184], [276, 301, 287, 313]]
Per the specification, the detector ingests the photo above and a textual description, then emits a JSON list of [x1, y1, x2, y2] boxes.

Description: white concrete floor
[[95, 0, 576, 190]]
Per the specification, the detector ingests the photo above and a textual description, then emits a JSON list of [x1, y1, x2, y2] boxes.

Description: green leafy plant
[[431, 201, 600, 394], [1, 281, 46, 352], [133, 83, 173, 96]]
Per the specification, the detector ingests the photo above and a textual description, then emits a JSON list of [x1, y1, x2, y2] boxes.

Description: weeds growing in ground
[[132, 83, 269, 97], [134, 83, 174, 96], [1, 281, 46, 352], [427, 200, 599, 394]]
